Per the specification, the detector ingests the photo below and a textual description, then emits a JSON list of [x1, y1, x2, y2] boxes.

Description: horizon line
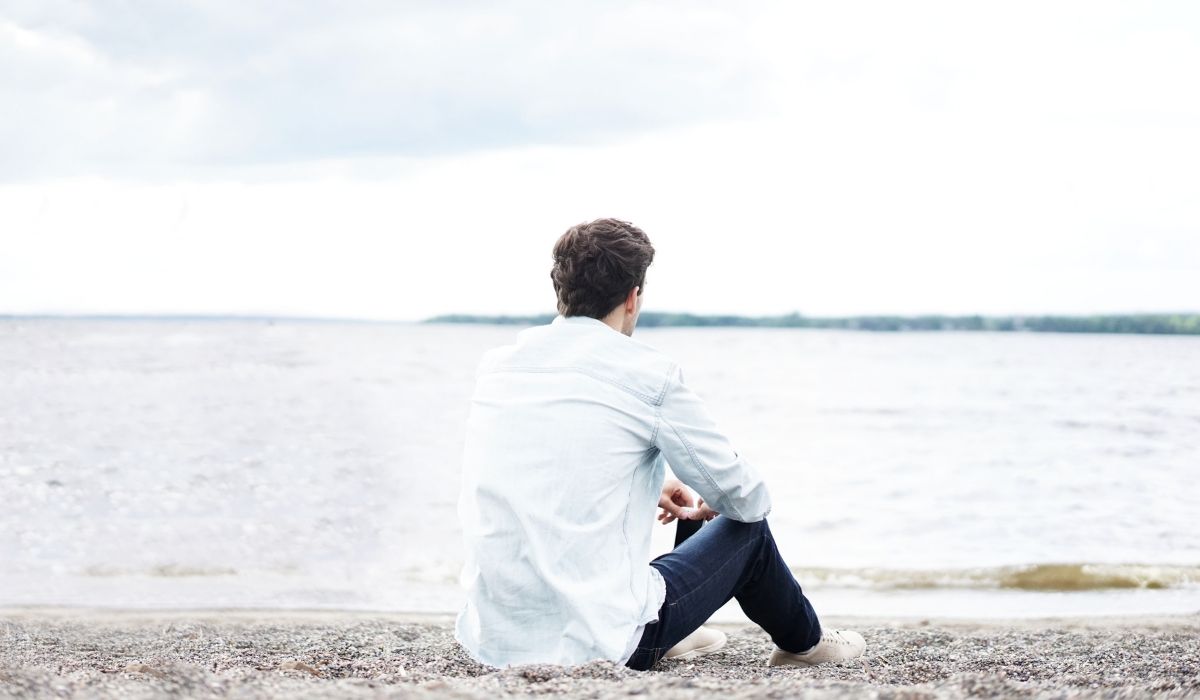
[[3, 310, 1200, 323]]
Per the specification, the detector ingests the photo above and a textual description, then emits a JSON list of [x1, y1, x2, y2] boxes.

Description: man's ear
[[626, 286, 640, 313]]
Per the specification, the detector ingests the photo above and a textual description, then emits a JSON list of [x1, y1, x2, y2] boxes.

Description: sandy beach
[[2, 609, 1197, 698]]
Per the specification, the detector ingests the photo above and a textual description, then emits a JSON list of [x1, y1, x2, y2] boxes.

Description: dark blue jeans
[[623, 515, 822, 671]]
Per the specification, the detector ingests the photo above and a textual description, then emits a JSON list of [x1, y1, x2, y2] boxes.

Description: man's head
[[550, 218, 655, 336]]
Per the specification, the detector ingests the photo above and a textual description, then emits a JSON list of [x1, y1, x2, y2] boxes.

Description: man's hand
[[657, 478, 719, 524]]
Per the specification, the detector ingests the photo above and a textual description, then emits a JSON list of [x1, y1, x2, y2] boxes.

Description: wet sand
[[2, 608, 1198, 698]]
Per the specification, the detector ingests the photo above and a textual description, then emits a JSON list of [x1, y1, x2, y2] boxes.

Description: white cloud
[[0, 1, 766, 177]]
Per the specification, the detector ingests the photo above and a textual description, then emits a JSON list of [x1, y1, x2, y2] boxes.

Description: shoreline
[[4, 605, 1200, 626], [3, 609, 1198, 698]]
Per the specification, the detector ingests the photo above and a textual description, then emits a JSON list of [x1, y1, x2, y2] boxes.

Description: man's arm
[[653, 364, 772, 522]]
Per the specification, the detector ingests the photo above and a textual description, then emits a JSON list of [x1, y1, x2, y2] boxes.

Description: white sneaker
[[664, 625, 727, 660], [767, 629, 865, 666]]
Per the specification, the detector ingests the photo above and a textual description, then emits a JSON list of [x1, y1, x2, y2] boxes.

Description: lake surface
[[2, 320, 1198, 619]]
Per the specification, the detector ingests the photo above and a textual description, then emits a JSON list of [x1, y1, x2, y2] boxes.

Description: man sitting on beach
[[454, 218, 866, 671]]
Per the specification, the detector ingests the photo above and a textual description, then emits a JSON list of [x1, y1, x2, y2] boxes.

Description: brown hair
[[550, 218, 656, 319]]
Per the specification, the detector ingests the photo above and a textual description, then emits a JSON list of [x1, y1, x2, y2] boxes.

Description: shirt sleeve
[[652, 364, 772, 522]]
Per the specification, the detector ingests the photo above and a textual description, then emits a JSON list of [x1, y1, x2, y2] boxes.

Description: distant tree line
[[423, 312, 1200, 335]]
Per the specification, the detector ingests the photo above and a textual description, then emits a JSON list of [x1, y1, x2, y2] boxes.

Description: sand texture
[[2, 609, 1198, 698]]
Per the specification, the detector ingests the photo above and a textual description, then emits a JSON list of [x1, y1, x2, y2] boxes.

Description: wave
[[793, 563, 1200, 591], [74, 562, 1198, 591], [82, 564, 238, 578]]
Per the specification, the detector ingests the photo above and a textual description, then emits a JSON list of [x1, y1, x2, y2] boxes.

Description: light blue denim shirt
[[454, 313, 772, 668]]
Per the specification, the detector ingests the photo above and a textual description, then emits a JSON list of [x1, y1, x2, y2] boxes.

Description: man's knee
[[747, 517, 773, 541]]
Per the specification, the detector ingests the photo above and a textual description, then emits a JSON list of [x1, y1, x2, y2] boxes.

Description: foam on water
[[793, 563, 1200, 591]]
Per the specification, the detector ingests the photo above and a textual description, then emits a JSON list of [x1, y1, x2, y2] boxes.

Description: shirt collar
[[551, 314, 611, 330]]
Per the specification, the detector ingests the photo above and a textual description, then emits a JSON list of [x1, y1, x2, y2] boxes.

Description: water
[[2, 320, 1198, 619]]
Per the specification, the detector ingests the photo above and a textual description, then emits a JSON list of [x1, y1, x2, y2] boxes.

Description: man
[[454, 218, 866, 671]]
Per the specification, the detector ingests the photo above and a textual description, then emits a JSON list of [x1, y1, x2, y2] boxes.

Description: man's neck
[[600, 310, 635, 336]]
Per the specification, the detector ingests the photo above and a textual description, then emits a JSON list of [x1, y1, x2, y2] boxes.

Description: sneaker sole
[[665, 636, 727, 661], [767, 647, 865, 667], [767, 652, 818, 667]]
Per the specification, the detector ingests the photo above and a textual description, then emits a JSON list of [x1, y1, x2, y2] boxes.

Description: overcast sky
[[2, 1, 1197, 319]]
